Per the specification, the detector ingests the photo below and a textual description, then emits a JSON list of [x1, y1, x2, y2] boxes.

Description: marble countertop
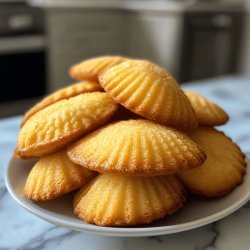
[[1, 75, 250, 250]]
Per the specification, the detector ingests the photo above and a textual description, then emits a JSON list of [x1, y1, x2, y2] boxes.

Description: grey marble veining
[[1, 76, 250, 250]]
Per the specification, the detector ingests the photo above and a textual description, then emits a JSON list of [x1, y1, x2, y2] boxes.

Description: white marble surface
[[1, 75, 250, 250]]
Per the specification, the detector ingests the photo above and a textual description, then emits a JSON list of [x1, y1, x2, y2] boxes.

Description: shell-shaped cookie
[[178, 127, 246, 197], [74, 173, 187, 226], [184, 90, 229, 126], [70, 56, 126, 82], [99, 59, 198, 130], [24, 150, 96, 201], [17, 92, 118, 158], [21, 81, 103, 127], [68, 120, 206, 176]]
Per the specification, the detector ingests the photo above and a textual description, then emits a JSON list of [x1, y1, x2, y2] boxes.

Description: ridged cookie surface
[[24, 150, 96, 201], [70, 56, 125, 82], [17, 92, 118, 158], [74, 173, 186, 226], [178, 127, 246, 197], [21, 81, 103, 127], [99, 60, 198, 130], [184, 90, 229, 126], [68, 120, 206, 176]]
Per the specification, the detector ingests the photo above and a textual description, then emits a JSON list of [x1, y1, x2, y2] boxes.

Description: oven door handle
[[0, 35, 46, 54]]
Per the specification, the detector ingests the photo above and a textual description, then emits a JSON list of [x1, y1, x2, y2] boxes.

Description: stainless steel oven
[[0, 2, 46, 116], [180, 8, 244, 82]]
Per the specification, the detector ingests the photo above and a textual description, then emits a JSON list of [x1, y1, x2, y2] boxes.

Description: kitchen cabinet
[[46, 2, 246, 89], [127, 12, 183, 79], [46, 7, 183, 89], [180, 11, 244, 82], [46, 8, 127, 90]]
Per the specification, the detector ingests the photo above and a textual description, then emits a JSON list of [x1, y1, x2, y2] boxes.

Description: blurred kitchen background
[[0, 0, 249, 118]]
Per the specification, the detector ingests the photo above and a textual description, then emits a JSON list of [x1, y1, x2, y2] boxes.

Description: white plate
[[5, 157, 250, 237]]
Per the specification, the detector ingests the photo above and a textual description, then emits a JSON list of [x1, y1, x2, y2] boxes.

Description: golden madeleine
[[17, 92, 118, 158], [74, 173, 186, 226], [68, 120, 206, 176], [70, 56, 126, 82], [184, 90, 229, 126], [24, 150, 96, 201], [99, 59, 198, 130], [178, 127, 246, 197], [21, 81, 103, 127]]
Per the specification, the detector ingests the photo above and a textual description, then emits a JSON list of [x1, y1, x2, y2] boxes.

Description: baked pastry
[[16, 92, 118, 158], [13, 54, 246, 227], [99, 59, 198, 130], [184, 90, 229, 126], [24, 150, 96, 201], [178, 127, 246, 197], [68, 120, 206, 176], [70, 56, 125, 82], [21, 81, 103, 127], [74, 173, 186, 226]]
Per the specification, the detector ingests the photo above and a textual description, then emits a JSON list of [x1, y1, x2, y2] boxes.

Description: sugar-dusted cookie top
[[178, 127, 246, 197], [24, 150, 96, 201], [99, 59, 198, 130], [184, 90, 229, 126], [68, 119, 206, 176], [16, 92, 118, 158], [70, 56, 126, 82], [74, 173, 186, 226], [21, 81, 103, 127]]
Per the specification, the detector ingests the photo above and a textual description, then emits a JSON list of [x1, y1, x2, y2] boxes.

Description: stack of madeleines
[[15, 56, 246, 226]]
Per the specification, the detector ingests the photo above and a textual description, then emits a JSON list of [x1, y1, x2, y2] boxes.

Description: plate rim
[[5, 157, 250, 237]]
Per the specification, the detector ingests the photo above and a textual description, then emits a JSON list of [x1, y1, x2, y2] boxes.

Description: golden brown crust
[[69, 56, 126, 82], [21, 81, 103, 127], [178, 127, 246, 197], [24, 150, 97, 201], [180, 177, 245, 198], [73, 173, 187, 226], [16, 92, 118, 158], [68, 120, 206, 176], [184, 90, 229, 126], [99, 59, 198, 131]]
